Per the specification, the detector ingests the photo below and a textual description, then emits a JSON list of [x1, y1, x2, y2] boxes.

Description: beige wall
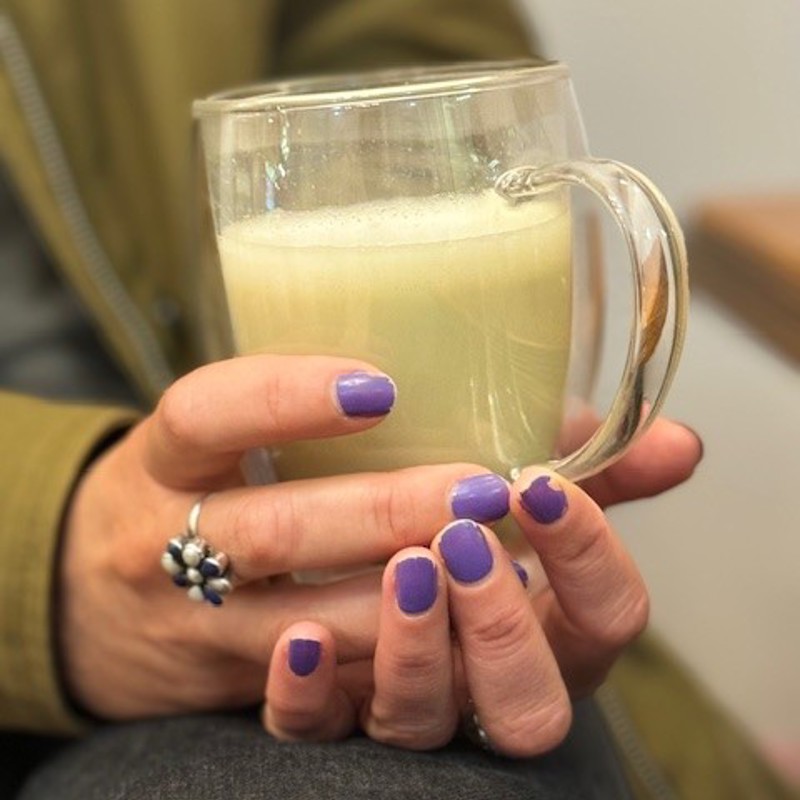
[[520, 0, 800, 746], [522, 0, 800, 215]]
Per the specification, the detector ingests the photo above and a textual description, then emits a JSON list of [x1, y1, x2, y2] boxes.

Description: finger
[[208, 570, 383, 666], [433, 521, 571, 758], [143, 355, 396, 488], [362, 549, 458, 750], [264, 622, 355, 741], [580, 417, 703, 509], [512, 469, 649, 693], [194, 467, 509, 582]]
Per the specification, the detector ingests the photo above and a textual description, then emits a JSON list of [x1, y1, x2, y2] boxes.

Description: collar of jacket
[[0, 1, 277, 403]]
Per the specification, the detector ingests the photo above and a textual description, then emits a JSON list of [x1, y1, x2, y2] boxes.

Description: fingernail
[[439, 521, 493, 584], [451, 473, 510, 522], [395, 557, 438, 614], [288, 638, 321, 677], [520, 475, 568, 524], [511, 560, 529, 588], [336, 372, 396, 417]]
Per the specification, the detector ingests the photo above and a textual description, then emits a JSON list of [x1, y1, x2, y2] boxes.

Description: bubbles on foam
[[223, 191, 564, 249]]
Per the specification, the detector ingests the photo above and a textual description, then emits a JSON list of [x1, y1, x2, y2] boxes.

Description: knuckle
[[529, 698, 573, 753], [596, 587, 651, 651], [116, 539, 158, 584], [228, 493, 294, 574], [557, 517, 608, 576], [157, 380, 201, 451], [467, 602, 531, 660], [368, 702, 457, 751], [110, 512, 168, 586], [267, 702, 323, 738], [259, 369, 293, 437], [376, 721, 456, 751], [493, 696, 572, 757], [368, 477, 422, 551], [384, 649, 444, 687]]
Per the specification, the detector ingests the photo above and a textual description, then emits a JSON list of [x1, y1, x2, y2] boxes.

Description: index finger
[[511, 469, 649, 693], [432, 521, 571, 757], [142, 355, 395, 489]]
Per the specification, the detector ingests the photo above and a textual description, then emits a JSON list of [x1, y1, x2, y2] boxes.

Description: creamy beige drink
[[217, 191, 572, 479]]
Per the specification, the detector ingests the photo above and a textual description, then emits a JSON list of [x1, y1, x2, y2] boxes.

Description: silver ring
[[160, 494, 233, 606], [462, 701, 497, 754]]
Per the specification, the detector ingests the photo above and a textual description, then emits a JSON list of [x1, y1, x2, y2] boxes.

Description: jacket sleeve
[[0, 391, 138, 734], [603, 633, 798, 800], [272, 0, 541, 75]]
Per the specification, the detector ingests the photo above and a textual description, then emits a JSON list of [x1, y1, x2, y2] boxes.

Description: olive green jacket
[[0, 2, 795, 798]]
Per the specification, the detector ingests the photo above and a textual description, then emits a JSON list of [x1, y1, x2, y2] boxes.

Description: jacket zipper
[[0, 13, 174, 397], [597, 684, 679, 800]]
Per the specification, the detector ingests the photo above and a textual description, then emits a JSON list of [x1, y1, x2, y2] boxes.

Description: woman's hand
[[262, 420, 702, 756], [58, 354, 511, 719]]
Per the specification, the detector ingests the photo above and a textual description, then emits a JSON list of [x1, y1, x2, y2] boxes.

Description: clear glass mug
[[193, 60, 687, 499]]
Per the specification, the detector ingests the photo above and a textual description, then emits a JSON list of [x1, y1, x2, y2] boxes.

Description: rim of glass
[[193, 59, 567, 115]]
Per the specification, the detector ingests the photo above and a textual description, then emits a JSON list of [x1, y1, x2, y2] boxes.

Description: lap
[[15, 700, 632, 800]]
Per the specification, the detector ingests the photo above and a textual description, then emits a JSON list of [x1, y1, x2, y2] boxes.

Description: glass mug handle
[[495, 159, 689, 481]]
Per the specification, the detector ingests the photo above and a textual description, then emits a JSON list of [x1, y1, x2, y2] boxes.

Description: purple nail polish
[[451, 474, 510, 522], [439, 521, 493, 584], [511, 560, 529, 588], [520, 475, 568, 524], [336, 372, 396, 417], [395, 557, 437, 614], [288, 638, 321, 677]]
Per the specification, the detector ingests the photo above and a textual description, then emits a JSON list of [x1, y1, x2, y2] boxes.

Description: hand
[[58, 354, 509, 719], [262, 420, 702, 756]]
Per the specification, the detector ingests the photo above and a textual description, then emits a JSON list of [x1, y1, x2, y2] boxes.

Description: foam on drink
[[218, 190, 572, 479]]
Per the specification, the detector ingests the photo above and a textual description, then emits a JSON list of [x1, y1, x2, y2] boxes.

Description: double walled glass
[[194, 61, 687, 486]]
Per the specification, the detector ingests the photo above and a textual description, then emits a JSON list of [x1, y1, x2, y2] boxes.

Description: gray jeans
[[12, 702, 633, 800]]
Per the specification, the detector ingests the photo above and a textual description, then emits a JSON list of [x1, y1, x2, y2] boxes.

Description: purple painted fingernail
[[520, 475, 568, 524], [439, 521, 493, 584], [511, 560, 529, 588], [288, 638, 321, 677], [336, 372, 396, 417], [451, 474, 510, 522], [395, 557, 438, 614]]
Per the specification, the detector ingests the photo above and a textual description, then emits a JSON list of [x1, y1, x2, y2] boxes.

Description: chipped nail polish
[[520, 475, 568, 524]]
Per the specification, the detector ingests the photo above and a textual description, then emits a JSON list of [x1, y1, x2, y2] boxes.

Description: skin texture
[[60, 353, 702, 757]]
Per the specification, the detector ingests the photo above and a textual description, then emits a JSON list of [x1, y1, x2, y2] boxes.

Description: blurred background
[[519, 0, 800, 779]]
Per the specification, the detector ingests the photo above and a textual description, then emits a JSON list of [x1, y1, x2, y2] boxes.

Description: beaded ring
[[160, 495, 232, 606]]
